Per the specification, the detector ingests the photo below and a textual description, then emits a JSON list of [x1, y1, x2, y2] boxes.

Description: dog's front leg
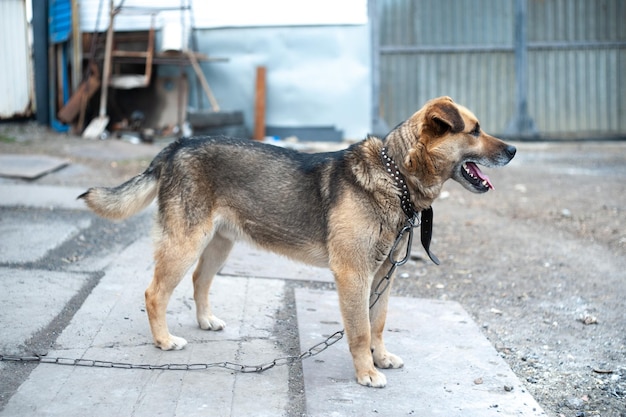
[[369, 265, 404, 370], [335, 271, 387, 388]]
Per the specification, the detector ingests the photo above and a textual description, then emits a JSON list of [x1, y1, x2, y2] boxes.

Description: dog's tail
[[77, 144, 173, 220], [78, 170, 158, 220]]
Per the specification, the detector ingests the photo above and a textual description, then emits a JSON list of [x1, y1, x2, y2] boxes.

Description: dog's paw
[[356, 369, 387, 388], [373, 351, 404, 369], [156, 335, 188, 351], [198, 315, 226, 331]]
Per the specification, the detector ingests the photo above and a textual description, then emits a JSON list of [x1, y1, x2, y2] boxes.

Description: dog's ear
[[425, 97, 465, 136]]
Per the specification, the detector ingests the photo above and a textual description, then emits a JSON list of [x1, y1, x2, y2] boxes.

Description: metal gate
[[371, 0, 626, 139]]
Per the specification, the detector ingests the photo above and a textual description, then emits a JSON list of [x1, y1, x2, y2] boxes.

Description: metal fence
[[371, 0, 626, 139]]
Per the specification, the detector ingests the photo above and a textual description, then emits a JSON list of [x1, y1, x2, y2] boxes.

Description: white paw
[[198, 315, 226, 331], [374, 351, 404, 369], [357, 369, 387, 388], [156, 335, 188, 350]]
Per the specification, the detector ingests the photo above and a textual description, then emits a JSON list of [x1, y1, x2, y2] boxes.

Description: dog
[[79, 96, 516, 388]]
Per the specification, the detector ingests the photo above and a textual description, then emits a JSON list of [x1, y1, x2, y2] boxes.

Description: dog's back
[[78, 137, 351, 254]]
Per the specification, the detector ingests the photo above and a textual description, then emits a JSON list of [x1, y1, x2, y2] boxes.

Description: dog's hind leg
[[369, 264, 404, 370], [145, 228, 206, 351], [192, 232, 234, 331]]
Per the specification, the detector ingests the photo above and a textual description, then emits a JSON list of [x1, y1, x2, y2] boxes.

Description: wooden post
[[71, 0, 82, 93], [253, 66, 266, 141]]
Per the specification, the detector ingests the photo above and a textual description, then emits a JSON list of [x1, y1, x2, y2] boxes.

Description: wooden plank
[[57, 67, 100, 124], [187, 51, 220, 112], [253, 66, 266, 141]]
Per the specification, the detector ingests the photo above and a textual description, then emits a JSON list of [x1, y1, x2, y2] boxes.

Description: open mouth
[[460, 161, 494, 192]]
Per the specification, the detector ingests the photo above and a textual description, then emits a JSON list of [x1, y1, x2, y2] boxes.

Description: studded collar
[[380, 146, 440, 265], [380, 147, 415, 219]]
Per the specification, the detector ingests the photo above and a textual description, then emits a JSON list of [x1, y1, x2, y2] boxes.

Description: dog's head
[[390, 96, 516, 197]]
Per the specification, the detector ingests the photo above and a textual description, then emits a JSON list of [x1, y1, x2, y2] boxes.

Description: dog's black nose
[[505, 145, 517, 159]]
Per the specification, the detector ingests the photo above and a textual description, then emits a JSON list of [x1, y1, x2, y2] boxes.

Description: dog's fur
[[79, 96, 516, 387]]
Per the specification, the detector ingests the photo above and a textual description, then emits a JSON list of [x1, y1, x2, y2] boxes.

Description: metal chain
[[1, 216, 419, 374], [0, 330, 346, 374], [370, 215, 418, 309]]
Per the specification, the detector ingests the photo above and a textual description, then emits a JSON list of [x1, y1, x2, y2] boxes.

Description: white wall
[[79, 0, 366, 31], [185, 25, 371, 139]]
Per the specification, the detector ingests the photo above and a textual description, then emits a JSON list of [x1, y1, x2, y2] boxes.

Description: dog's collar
[[381, 147, 440, 265], [381, 147, 415, 219]]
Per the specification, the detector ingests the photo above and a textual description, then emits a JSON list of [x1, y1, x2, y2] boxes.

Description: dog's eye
[[470, 124, 480, 137]]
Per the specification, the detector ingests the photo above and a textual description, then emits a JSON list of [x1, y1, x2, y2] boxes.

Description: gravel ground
[[1, 122, 625, 417]]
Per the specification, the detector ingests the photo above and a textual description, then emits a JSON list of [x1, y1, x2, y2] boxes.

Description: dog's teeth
[[482, 180, 487, 186]]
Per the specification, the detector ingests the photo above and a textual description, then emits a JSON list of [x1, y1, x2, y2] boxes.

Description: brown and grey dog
[[79, 96, 516, 388]]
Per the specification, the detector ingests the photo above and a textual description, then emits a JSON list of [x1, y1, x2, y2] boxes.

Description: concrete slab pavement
[[0, 210, 91, 263], [1, 236, 291, 416], [0, 184, 87, 210], [0, 269, 90, 353], [296, 289, 546, 416], [0, 188, 97, 360], [0, 155, 68, 180], [0, 180, 546, 416]]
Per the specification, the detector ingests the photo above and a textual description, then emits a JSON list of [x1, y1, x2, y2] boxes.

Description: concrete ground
[[0, 125, 624, 416], [0, 180, 544, 416]]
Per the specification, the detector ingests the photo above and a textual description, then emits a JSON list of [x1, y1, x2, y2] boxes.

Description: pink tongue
[[466, 162, 494, 189]]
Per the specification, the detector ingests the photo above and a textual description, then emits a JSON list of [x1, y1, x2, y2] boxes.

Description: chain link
[[0, 330, 346, 374], [1, 216, 419, 374], [370, 215, 418, 309]]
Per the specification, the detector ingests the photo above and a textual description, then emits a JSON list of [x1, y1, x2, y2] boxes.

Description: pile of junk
[[51, 0, 246, 143]]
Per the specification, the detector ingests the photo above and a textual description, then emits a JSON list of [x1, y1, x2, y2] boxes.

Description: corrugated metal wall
[[0, 0, 33, 119], [527, 0, 626, 136], [375, 0, 626, 138]]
